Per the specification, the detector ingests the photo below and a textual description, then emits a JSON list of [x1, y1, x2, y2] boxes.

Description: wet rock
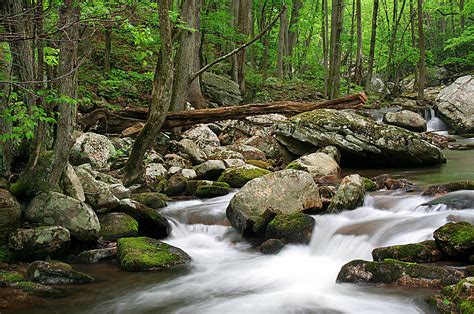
[[70, 132, 115, 169], [176, 139, 207, 165], [422, 180, 474, 197], [226, 170, 321, 237], [275, 109, 445, 167], [227, 144, 267, 161], [201, 72, 242, 106], [265, 213, 315, 244], [194, 160, 226, 180], [372, 174, 416, 192], [435, 75, 474, 134], [362, 177, 377, 192], [182, 124, 220, 148], [27, 260, 94, 284], [99, 213, 139, 241], [428, 276, 474, 314], [383, 110, 427, 132], [372, 240, 442, 263], [164, 153, 191, 169], [25, 192, 100, 242], [286, 152, 340, 178], [164, 171, 190, 196], [186, 180, 230, 198], [130, 192, 168, 209], [0, 270, 25, 285], [0, 189, 21, 244], [328, 174, 365, 213], [115, 199, 171, 239], [421, 190, 474, 210], [218, 165, 271, 188], [75, 165, 120, 211], [117, 237, 191, 271], [78, 247, 117, 263], [8, 226, 70, 260], [337, 259, 465, 288], [260, 239, 286, 255], [61, 163, 85, 202], [13, 281, 64, 298], [433, 222, 474, 261]]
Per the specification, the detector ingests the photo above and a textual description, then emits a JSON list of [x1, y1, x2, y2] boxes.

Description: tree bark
[[322, 0, 329, 98], [277, 7, 289, 77], [236, 0, 252, 96], [366, 0, 379, 90], [328, 0, 344, 99], [417, 0, 426, 99], [288, 0, 302, 74], [354, 0, 363, 85], [123, 0, 174, 185], [104, 25, 112, 74], [188, 0, 205, 108]]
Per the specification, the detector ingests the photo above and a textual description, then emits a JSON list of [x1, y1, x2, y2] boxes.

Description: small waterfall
[[425, 108, 449, 134]]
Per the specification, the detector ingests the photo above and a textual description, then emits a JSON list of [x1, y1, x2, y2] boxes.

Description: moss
[[285, 161, 305, 171], [460, 300, 474, 314], [265, 213, 315, 244], [218, 167, 271, 188], [372, 240, 441, 263], [117, 237, 190, 271], [131, 192, 168, 209], [0, 245, 15, 263], [434, 222, 474, 259], [429, 277, 474, 314], [246, 160, 273, 170], [99, 213, 139, 241], [0, 271, 25, 283], [195, 182, 230, 198], [362, 177, 377, 192]]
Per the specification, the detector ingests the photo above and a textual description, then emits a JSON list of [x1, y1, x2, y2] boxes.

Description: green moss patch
[[131, 192, 168, 209], [218, 166, 270, 188]]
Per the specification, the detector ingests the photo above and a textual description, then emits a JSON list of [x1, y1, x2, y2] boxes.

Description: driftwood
[[80, 92, 367, 135]]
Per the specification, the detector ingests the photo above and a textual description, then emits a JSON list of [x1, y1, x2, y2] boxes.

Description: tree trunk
[[123, 0, 174, 185], [347, 0, 356, 94], [328, 0, 344, 99], [417, 0, 426, 99], [104, 25, 112, 74], [188, 0, 205, 109], [354, 0, 363, 85], [366, 0, 378, 91], [322, 0, 329, 98], [288, 0, 302, 75], [277, 7, 289, 77], [0, 44, 13, 176], [236, 0, 252, 96]]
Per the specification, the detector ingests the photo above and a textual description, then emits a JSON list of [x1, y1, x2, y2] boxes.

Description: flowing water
[[424, 108, 449, 135]]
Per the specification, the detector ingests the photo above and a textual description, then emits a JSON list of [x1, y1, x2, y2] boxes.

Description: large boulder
[[176, 139, 207, 165], [337, 259, 465, 288], [8, 226, 70, 260], [98, 213, 139, 241], [372, 240, 442, 263], [182, 124, 220, 148], [422, 180, 474, 197], [421, 190, 474, 210], [130, 192, 168, 209], [328, 174, 366, 212], [366, 75, 390, 95], [435, 75, 474, 134], [218, 165, 271, 188], [117, 237, 191, 271], [286, 152, 340, 178], [265, 213, 315, 244], [429, 277, 474, 314], [0, 189, 21, 244], [186, 180, 230, 198], [24, 192, 100, 242], [201, 72, 242, 106], [27, 260, 94, 284], [70, 132, 115, 169], [275, 109, 445, 167], [383, 110, 427, 132], [433, 222, 474, 261], [61, 163, 85, 202], [227, 144, 267, 161], [194, 160, 226, 180], [226, 170, 321, 236]]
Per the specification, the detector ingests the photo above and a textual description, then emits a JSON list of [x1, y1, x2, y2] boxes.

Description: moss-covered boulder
[[429, 277, 474, 314], [265, 213, 315, 244], [218, 165, 271, 188], [422, 180, 474, 197], [8, 226, 70, 261], [130, 192, 168, 209], [433, 222, 474, 261], [13, 281, 64, 298], [0, 271, 25, 285], [77, 247, 117, 263], [337, 259, 465, 288], [328, 174, 366, 213], [275, 109, 445, 167], [24, 192, 100, 242], [27, 260, 94, 284], [117, 237, 191, 271], [286, 152, 340, 178], [98, 213, 139, 241], [115, 199, 171, 239], [362, 177, 377, 192], [372, 240, 442, 263], [227, 170, 321, 237], [0, 189, 21, 244], [186, 180, 230, 198]]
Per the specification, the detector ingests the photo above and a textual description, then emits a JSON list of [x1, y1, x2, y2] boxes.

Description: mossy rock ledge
[[27, 260, 94, 285], [265, 213, 315, 244], [372, 240, 442, 263], [428, 277, 474, 314], [98, 213, 139, 241], [186, 180, 230, 198], [117, 237, 191, 271], [130, 192, 168, 209], [217, 165, 271, 188], [433, 222, 474, 261]]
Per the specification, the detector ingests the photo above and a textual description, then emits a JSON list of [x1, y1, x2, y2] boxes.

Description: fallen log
[[80, 92, 367, 135]]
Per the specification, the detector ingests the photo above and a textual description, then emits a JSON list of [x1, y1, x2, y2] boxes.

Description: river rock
[[433, 222, 474, 261], [117, 237, 191, 271], [164, 171, 190, 196], [8, 226, 70, 260], [265, 213, 315, 244], [260, 239, 286, 255], [275, 109, 445, 167], [78, 247, 117, 263], [422, 180, 474, 197], [24, 192, 100, 242], [428, 277, 474, 314], [421, 190, 474, 210], [372, 240, 442, 263], [144, 163, 168, 184], [194, 160, 226, 180], [75, 165, 120, 211], [115, 199, 171, 239], [205, 146, 244, 160], [328, 174, 365, 212], [337, 259, 465, 288], [70, 132, 115, 169], [99, 213, 139, 241], [218, 165, 271, 188], [186, 180, 230, 198], [201, 72, 242, 106], [227, 144, 267, 161], [0, 189, 21, 244], [243, 134, 289, 161], [435, 75, 474, 134], [182, 124, 220, 148], [286, 152, 340, 178], [226, 170, 321, 236], [130, 192, 168, 209], [61, 163, 85, 202], [164, 154, 192, 169], [27, 260, 94, 284], [176, 139, 207, 165], [367, 75, 390, 95], [383, 110, 427, 132]]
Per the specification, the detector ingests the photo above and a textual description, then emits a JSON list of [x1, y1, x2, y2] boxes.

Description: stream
[[9, 150, 474, 314]]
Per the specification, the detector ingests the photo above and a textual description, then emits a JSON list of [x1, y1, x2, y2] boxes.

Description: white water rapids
[[89, 191, 474, 314]]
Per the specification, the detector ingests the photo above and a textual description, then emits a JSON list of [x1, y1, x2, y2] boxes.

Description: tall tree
[[366, 0, 379, 91], [328, 0, 344, 99], [277, 6, 289, 77], [354, 0, 363, 85], [288, 0, 303, 74], [417, 0, 426, 99], [322, 0, 329, 98]]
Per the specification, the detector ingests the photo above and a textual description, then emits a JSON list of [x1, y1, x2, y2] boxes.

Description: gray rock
[[0, 189, 21, 244], [144, 163, 168, 183], [194, 160, 226, 180], [226, 170, 321, 236], [25, 192, 100, 242], [328, 174, 365, 212], [27, 260, 94, 284], [286, 152, 340, 178], [8, 226, 70, 260], [75, 165, 120, 211], [99, 213, 139, 241], [421, 190, 474, 210], [201, 72, 242, 106], [265, 213, 315, 244], [164, 153, 191, 169], [78, 247, 117, 263], [61, 163, 85, 202], [182, 124, 220, 148], [367, 75, 389, 95], [384, 110, 427, 132], [227, 144, 267, 161], [177, 139, 207, 164], [70, 132, 115, 169], [435, 75, 474, 134]]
